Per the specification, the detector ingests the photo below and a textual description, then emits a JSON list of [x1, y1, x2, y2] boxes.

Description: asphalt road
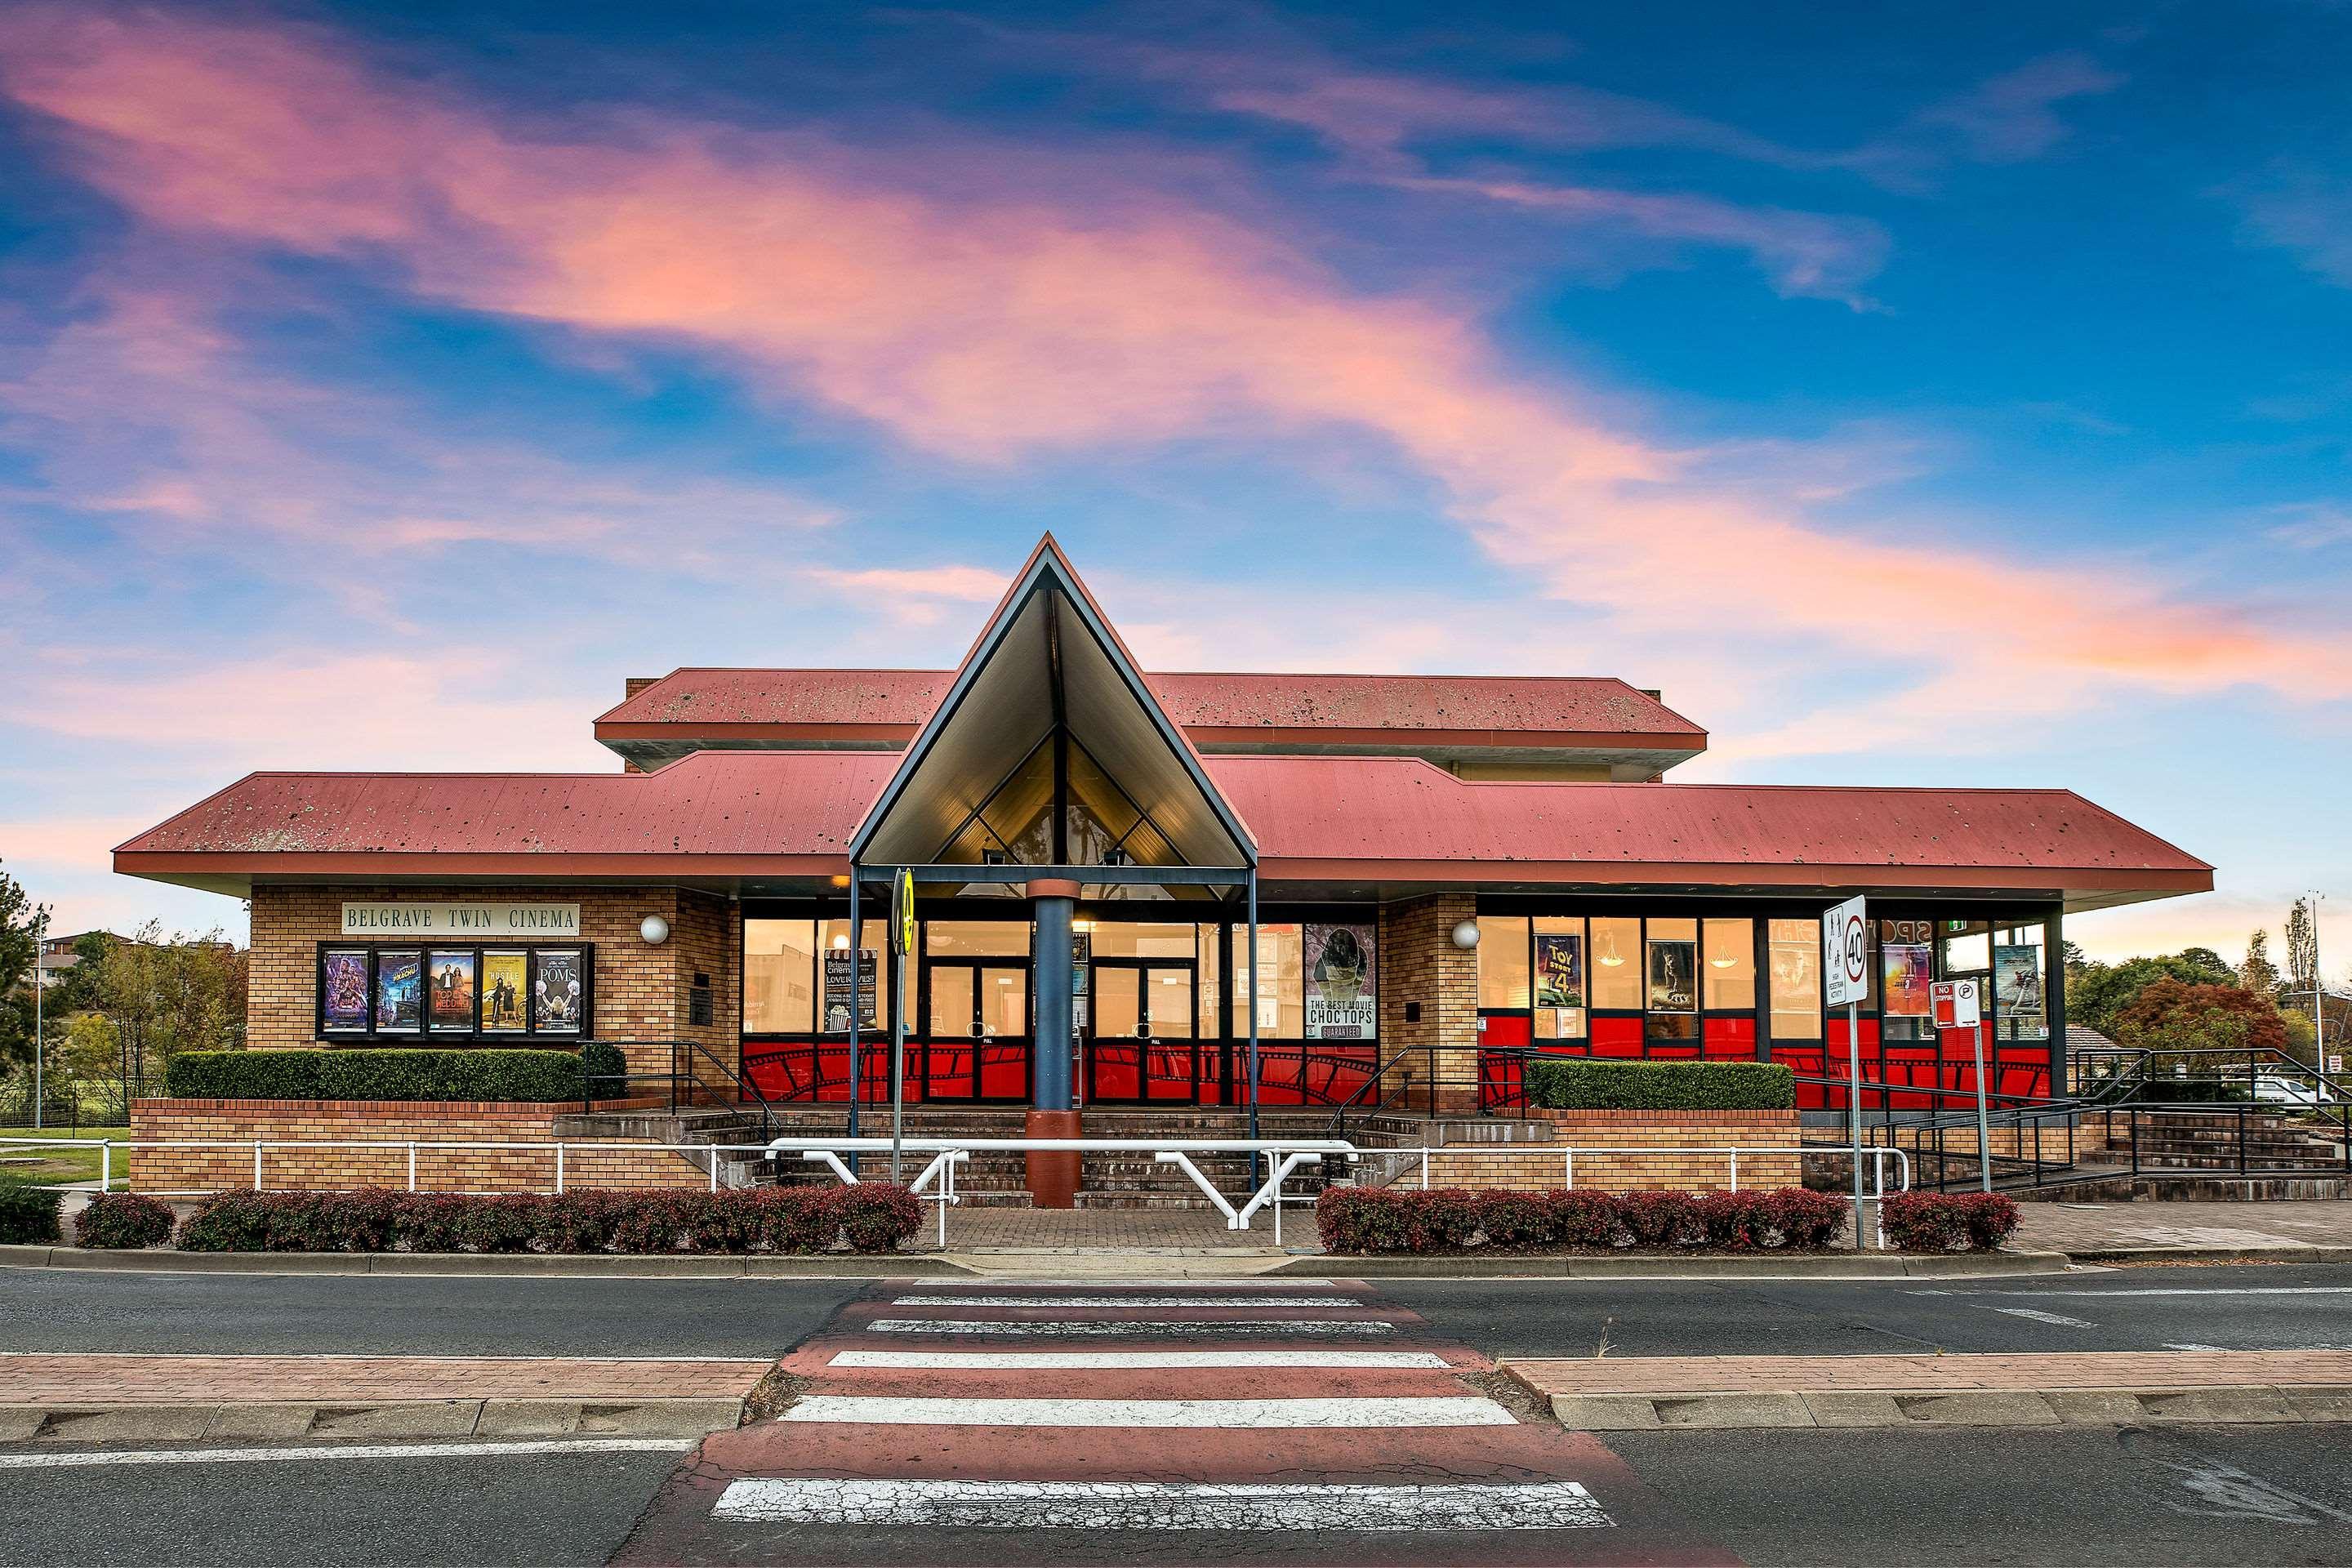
[[7, 1263, 2350, 1360], [3, 1424, 2345, 1566]]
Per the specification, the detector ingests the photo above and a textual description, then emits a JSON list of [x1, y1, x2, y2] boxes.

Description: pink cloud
[[1, 7, 2344, 724]]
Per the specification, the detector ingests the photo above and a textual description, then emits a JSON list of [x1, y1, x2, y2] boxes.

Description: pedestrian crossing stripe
[[711, 1477, 1613, 1530], [866, 1318, 1396, 1336], [779, 1394, 1515, 1428], [828, 1349, 1454, 1370]]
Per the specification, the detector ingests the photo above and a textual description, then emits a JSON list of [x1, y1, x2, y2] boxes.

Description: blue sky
[[0, 0, 2347, 968]]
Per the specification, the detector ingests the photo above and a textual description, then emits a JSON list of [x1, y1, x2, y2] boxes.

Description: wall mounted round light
[[1450, 920, 1481, 951], [639, 915, 670, 946], [831, 933, 852, 951]]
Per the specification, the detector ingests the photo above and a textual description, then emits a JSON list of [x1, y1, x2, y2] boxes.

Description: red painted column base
[[1025, 1108, 1082, 1209]]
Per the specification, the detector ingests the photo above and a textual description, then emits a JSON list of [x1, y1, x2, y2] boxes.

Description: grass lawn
[[0, 1126, 131, 1186]]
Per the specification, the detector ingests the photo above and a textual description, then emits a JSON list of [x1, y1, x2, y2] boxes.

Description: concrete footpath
[[1505, 1348, 2352, 1431], [0, 1353, 771, 1444]]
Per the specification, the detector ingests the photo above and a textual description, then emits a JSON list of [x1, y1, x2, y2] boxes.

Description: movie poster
[[533, 949, 585, 1033], [822, 948, 878, 1032], [1993, 945, 2044, 1030], [1303, 922, 1376, 1039], [1882, 942, 1932, 1017], [375, 951, 421, 1031], [480, 951, 527, 1033], [1534, 933, 1584, 1009], [323, 951, 370, 1032], [428, 951, 477, 1032], [1646, 938, 1696, 1013]]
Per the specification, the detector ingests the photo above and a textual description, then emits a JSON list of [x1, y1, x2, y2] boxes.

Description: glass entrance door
[[920, 960, 1030, 1102], [1086, 960, 1198, 1102]]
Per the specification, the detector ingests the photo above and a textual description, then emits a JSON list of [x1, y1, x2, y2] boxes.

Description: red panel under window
[[1480, 1013, 1532, 1049], [978, 1042, 1027, 1099], [1592, 1016, 1643, 1056], [924, 1040, 973, 1100], [1702, 1016, 1757, 1057]]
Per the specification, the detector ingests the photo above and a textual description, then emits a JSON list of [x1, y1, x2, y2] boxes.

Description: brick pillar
[[1379, 893, 1480, 1116]]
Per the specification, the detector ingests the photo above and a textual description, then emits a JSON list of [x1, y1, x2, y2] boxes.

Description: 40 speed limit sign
[[1822, 895, 1869, 1007]]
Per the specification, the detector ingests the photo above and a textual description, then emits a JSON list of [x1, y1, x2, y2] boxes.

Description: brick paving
[[0, 1352, 772, 1404], [2011, 1199, 2352, 1254], [938, 1205, 1308, 1253], [1505, 1349, 2352, 1397]]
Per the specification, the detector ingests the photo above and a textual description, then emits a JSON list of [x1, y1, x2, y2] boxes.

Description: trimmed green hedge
[[0, 1176, 64, 1245], [164, 1048, 607, 1103], [1522, 1058, 1796, 1111]]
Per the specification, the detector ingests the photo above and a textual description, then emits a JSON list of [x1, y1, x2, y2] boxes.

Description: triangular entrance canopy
[[848, 537, 1256, 889]]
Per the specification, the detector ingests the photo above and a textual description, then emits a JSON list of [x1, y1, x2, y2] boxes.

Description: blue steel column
[[1246, 871, 1260, 1148], [1032, 890, 1074, 1111]]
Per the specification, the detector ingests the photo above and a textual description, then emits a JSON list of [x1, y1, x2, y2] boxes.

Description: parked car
[[2252, 1075, 2338, 1107]]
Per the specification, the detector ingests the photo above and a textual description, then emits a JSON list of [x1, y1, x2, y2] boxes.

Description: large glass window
[[929, 964, 975, 1036], [1532, 916, 1586, 1040], [1090, 922, 1196, 958], [745, 919, 817, 1034], [925, 921, 1031, 957], [1589, 918, 1643, 1011], [1232, 923, 1304, 1039], [1766, 918, 1821, 1041], [819, 919, 888, 1031], [979, 969, 1027, 1038], [1701, 919, 1755, 1011], [1197, 925, 1221, 1037], [1993, 925, 2049, 1040], [1645, 917, 1699, 1040], [1477, 915, 1530, 1009]]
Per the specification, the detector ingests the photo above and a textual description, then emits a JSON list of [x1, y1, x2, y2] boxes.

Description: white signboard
[[341, 902, 582, 940], [1931, 978, 1981, 1029], [1823, 896, 1869, 1007]]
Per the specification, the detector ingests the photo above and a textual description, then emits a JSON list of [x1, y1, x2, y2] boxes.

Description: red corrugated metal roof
[[594, 668, 1705, 745], [115, 751, 2207, 902], [1202, 756, 2210, 875]]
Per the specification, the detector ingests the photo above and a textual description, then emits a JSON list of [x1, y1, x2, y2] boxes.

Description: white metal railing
[[0, 1134, 1909, 1250], [764, 1136, 1360, 1246]]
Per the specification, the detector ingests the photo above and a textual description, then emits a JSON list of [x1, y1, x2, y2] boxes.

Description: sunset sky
[[1, 2, 2347, 970]]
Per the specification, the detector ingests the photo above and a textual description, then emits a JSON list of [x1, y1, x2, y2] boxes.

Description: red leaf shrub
[[171, 1184, 922, 1254], [1881, 1192, 2019, 1253], [72, 1192, 176, 1250], [1619, 1190, 1701, 1248], [838, 1185, 924, 1252], [1313, 1186, 1843, 1254]]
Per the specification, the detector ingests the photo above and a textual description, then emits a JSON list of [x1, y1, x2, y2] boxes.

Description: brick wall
[[129, 1098, 710, 1196], [1378, 893, 1478, 1111], [1419, 1109, 1803, 1193], [247, 884, 737, 1079]]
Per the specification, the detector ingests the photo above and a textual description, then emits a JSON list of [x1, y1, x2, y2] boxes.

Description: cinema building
[[114, 538, 2211, 1203]]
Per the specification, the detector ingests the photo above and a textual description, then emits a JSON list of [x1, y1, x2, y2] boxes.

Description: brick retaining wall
[[129, 1098, 710, 1196], [1421, 1109, 1803, 1193]]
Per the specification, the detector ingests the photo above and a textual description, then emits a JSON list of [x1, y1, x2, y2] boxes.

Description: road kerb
[[1527, 1383, 2352, 1431], [0, 1397, 746, 1444]]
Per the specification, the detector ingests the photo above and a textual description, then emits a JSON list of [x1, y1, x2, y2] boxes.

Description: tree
[[78, 922, 247, 1094], [2240, 930, 2283, 996], [0, 861, 42, 1071], [2116, 978, 2290, 1061], [2286, 898, 2320, 1002], [2060, 941, 2091, 983], [2069, 950, 2257, 1039]]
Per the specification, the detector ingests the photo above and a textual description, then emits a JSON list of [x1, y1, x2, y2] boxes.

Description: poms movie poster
[[1303, 922, 1375, 1039], [323, 951, 369, 1031], [429, 951, 477, 1031], [375, 951, 421, 1031], [480, 951, 527, 1031], [1534, 933, 1584, 1009], [533, 950, 584, 1032]]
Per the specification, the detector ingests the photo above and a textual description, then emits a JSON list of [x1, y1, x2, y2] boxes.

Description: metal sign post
[[1934, 978, 1990, 1192], [890, 867, 914, 1184], [1823, 897, 1869, 1247]]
